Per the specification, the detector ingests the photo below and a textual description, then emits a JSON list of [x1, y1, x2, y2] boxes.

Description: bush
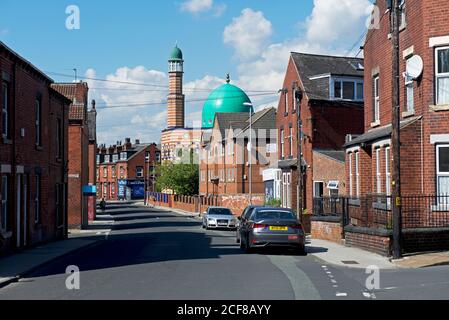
[[265, 198, 282, 207]]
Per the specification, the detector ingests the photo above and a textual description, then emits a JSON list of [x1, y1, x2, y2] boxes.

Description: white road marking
[[331, 279, 337, 284], [383, 287, 398, 290], [336, 293, 348, 297]]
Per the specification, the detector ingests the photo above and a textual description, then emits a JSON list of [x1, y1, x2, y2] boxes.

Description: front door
[[23, 176, 28, 247]]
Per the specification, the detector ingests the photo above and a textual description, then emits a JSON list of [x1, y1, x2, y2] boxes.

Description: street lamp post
[[244, 102, 254, 205]]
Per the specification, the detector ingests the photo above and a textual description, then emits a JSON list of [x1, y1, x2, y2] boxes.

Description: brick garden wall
[[311, 220, 343, 244], [345, 230, 392, 257]]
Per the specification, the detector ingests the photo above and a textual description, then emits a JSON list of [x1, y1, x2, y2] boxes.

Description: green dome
[[202, 81, 253, 129], [170, 45, 183, 61]]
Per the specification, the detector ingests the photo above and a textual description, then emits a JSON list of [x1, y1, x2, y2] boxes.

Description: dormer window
[[332, 78, 364, 101]]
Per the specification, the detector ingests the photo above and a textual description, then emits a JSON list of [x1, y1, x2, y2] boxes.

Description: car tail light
[[291, 224, 303, 230], [252, 223, 267, 230]]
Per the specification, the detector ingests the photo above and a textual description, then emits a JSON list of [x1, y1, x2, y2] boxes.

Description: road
[[1, 202, 449, 300]]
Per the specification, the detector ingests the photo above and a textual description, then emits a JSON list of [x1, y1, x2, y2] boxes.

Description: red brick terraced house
[[0, 42, 70, 255], [276, 52, 365, 214], [343, 0, 449, 255], [51, 82, 92, 229], [97, 139, 160, 201], [199, 108, 277, 196]]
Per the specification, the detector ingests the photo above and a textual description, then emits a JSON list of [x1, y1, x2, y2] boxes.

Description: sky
[[0, 0, 374, 145]]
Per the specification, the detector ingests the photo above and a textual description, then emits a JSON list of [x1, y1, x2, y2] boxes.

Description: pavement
[[0, 237, 101, 288], [393, 251, 449, 268], [0, 202, 448, 299]]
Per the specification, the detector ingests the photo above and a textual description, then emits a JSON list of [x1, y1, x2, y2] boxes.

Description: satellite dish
[[406, 55, 423, 79]]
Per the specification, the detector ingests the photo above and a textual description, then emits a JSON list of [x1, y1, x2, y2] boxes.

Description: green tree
[[155, 161, 199, 195]]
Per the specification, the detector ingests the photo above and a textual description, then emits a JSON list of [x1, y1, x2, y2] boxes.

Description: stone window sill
[[430, 104, 449, 112], [402, 110, 415, 118], [370, 121, 381, 128], [348, 199, 361, 206], [35, 145, 43, 151], [2, 136, 12, 145]]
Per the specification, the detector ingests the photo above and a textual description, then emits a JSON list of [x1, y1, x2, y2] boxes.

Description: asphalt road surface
[[1, 202, 449, 300]]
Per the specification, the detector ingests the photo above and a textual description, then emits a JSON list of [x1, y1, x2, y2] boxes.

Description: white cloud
[[180, 0, 226, 16], [223, 8, 273, 61]]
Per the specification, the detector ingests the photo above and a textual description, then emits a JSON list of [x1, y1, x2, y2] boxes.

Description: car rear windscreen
[[255, 211, 296, 220], [209, 208, 233, 215]]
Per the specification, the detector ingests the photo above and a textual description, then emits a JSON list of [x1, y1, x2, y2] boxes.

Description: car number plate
[[269, 226, 288, 231]]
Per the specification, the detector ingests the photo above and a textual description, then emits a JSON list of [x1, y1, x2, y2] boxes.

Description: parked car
[[236, 205, 261, 244], [239, 207, 306, 255], [202, 207, 238, 230]]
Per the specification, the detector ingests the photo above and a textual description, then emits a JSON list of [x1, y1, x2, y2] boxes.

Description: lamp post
[[244, 102, 254, 204]]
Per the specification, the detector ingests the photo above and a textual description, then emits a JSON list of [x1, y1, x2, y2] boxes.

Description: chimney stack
[[135, 139, 140, 145]]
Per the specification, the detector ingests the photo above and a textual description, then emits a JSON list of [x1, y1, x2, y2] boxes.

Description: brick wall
[[313, 151, 347, 196], [311, 220, 343, 243], [345, 230, 392, 256], [0, 44, 69, 255]]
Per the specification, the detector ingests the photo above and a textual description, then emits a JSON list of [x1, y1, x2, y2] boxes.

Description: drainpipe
[[12, 62, 17, 247]]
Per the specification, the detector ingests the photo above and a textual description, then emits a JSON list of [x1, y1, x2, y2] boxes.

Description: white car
[[202, 207, 238, 230]]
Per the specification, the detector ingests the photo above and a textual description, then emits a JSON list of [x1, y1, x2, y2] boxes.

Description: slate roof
[[126, 144, 152, 162], [291, 52, 364, 101], [278, 158, 307, 169], [344, 116, 422, 148], [313, 149, 346, 163], [51, 83, 88, 122]]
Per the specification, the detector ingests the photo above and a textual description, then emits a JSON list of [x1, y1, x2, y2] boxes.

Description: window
[[355, 152, 360, 197], [328, 181, 339, 198], [357, 82, 364, 100], [405, 71, 414, 113], [120, 152, 128, 160], [120, 166, 125, 178], [349, 153, 353, 197], [112, 166, 116, 178], [399, 0, 406, 29], [293, 88, 297, 112], [437, 145, 449, 196], [2, 82, 9, 137], [289, 127, 293, 157], [35, 98, 41, 146], [56, 118, 62, 159], [156, 152, 161, 162], [112, 154, 119, 162], [104, 155, 110, 163], [333, 79, 363, 101], [103, 167, 108, 178], [111, 183, 115, 195], [376, 149, 382, 194], [96, 155, 100, 164], [96, 169, 99, 180], [136, 166, 144, 178], [373, 76, 380, 122], [285, 91, 289, 114], [145, 152, 150, 162], [35, 175, 41, 224], [436, 47, 449, 105], [1, 176, 8, 232], [103, 183, 108, 197], [280, 130, 285, 158], [386, 147, 391, 196]]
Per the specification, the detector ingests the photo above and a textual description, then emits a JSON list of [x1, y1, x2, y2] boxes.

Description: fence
[[313, 194, 449, 230]]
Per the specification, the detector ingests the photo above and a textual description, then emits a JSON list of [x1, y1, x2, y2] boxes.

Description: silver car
[[202, 207, 238, 230], [239, 207, 306, 255]]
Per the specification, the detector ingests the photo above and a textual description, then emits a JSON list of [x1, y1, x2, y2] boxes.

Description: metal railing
[[313, 194, 449, 230]]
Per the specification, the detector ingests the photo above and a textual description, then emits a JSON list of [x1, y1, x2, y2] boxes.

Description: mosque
[[160, 45, 253, 162]]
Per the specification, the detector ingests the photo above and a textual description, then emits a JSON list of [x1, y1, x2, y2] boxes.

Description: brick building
[[97, 139, 160, 201], [277, 52, 365, 214], [199, 108, 277, 196], [339, 0, 449, 256], [0, 42, 70, 255], [345, 0, 449, 197], [51, 82, 92, 229]]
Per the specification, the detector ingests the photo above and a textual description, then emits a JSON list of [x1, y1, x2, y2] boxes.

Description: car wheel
[[295, 245, 307, 256]]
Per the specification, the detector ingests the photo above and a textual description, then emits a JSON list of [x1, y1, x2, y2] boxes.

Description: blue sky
[[0, 0, 373, 144]]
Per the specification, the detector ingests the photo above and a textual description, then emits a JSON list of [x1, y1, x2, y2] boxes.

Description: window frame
[[349, 153, 353, 197], [2, 82, 9, 138], [376, 148, 382, 195], [35, 98, 42, 147], [280, 129, 285, 159], [373, 76, 380, 122], [355, 152, 360, 198], [385, 147, 391, 196], [436, 144, 449, 196], [289, 127, 294, 157], [435, 46, 449, 105], [136, 166, 144, 178], [332, 78, 364, 101]]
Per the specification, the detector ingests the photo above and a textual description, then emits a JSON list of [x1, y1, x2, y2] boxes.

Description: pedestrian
[[100, 198, 106, 212]]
